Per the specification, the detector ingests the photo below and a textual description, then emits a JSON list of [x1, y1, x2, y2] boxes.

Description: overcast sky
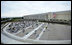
[[1, 1, 71, 18]]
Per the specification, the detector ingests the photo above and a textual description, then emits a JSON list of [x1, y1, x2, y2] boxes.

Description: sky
[[1, 1, 71, 18]]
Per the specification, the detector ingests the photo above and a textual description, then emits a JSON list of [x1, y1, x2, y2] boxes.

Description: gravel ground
[[2, 22, 71, 40], [15, 22, 42, 37]]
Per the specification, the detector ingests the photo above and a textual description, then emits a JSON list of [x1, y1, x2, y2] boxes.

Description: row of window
[[48, 19, 70, 23]]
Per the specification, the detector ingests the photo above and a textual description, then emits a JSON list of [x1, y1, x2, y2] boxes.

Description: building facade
[[23, 10, 71, 23]]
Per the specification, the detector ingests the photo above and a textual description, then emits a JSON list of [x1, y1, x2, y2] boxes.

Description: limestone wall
[[23, 10, 71, 21]]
